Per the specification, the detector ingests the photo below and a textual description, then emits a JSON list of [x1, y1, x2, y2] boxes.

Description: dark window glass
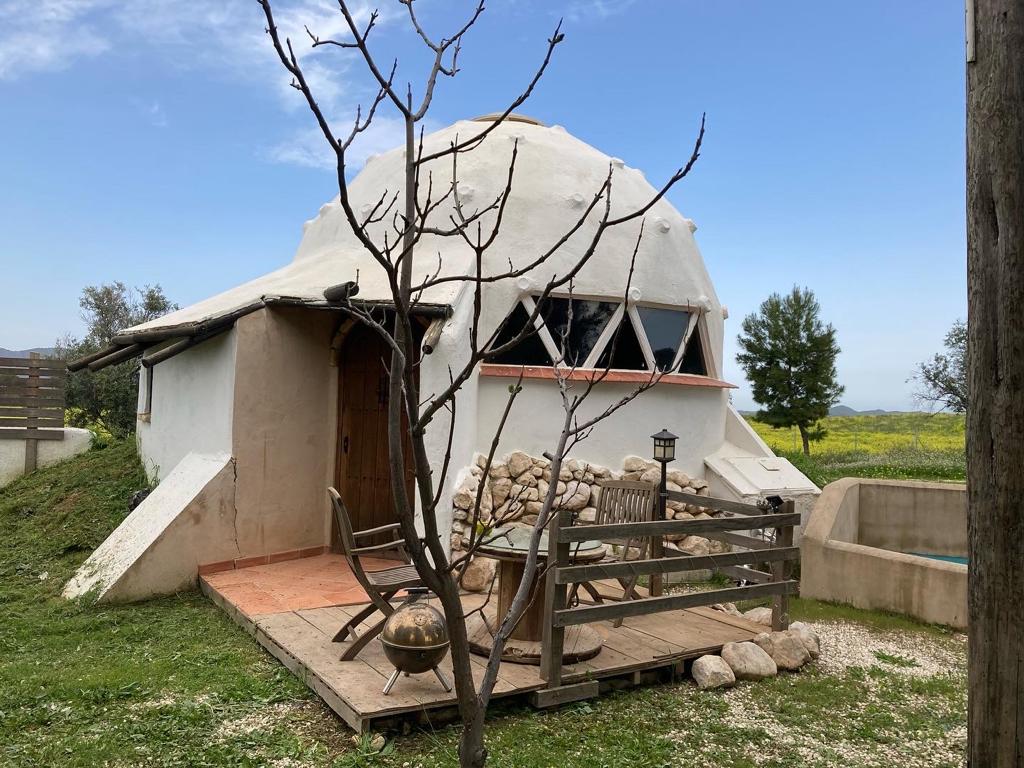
[[637, 307, 690, 371], [678, 325, 708, 375], [488, 302, 552, 365], [538, 297, 618, 366], [596, 313, 648, 370]]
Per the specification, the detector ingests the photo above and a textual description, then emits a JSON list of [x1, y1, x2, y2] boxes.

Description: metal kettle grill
[[380, 588, 452, 695]]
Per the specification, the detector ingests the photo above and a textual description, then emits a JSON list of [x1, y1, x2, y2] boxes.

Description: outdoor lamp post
[[650, 429, 677, 597], [651, 429, 677, 465], [651, 428, 678, 513]]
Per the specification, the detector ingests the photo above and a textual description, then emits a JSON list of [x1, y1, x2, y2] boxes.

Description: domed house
[[65, 115, 817, 602]]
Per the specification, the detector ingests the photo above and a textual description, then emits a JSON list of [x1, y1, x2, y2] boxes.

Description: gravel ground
[[714, 619, 968, 768]]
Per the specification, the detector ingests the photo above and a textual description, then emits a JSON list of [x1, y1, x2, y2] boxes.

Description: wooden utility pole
[[966, 1, 1024, 765]]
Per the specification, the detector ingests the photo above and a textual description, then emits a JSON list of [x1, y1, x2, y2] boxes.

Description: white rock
[[752, 631, 811, 671], [561, 480, 590, 511], [623, 455, 648, 472], [459, 557, 497, 593], [711, 602, 742, 617], [691, 654, 735, 689], [708, 538, 730, 554], [577, 507, 597, 523], [639, 467, 662, 485], [507, 451, 533, 478], [691, 478, 708, 491], [490, 477, 513, 506], [667, 469, 691, 487], [721, 641, 777, 681], [488, 461, 510, 479], [743, 606, 774, 626], [788, 622, 821, 659], [517, 473, 539, 489], [453, 489, 475, 510], [678, 536, 710, 557]]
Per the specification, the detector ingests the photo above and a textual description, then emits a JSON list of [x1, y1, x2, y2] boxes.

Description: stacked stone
[[449, 451, 615, 551], [449, 450, 733, 555], [618, 454, 731, 558]]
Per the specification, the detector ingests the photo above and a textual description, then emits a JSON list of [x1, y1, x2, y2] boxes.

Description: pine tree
[[736, 286, 843, 455]]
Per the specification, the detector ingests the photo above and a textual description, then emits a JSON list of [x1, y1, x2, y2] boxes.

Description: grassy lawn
[[1, 441, 967, 767], [746, 413, 966, 487]]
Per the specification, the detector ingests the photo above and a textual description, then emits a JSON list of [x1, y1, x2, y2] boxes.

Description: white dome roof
[[126, 116, 720, 339]]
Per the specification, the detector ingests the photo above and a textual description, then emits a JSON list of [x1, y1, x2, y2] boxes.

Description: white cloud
[[147, 101, 167, 128], [563, 0, 639, 24], [265, 114, 409, 170], [0, 0, 113, 78], [0, 0, 402, 169]]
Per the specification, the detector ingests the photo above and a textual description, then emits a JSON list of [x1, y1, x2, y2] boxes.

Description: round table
[[466, 526, 606, 665]]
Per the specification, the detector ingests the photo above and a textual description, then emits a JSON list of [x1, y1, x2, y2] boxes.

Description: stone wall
[[449, 450, 732, 559]]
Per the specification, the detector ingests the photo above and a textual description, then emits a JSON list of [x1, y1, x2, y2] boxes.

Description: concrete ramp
[[64, 451, 237, 603]]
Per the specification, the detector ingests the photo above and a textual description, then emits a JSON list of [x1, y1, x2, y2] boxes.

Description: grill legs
[[381, 666, 453, 695]]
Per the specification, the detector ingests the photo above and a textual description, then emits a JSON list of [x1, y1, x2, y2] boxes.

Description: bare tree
[[912, 318, 967, 414], [256, 3, 703, 765], [967, 1, 1024, 766]]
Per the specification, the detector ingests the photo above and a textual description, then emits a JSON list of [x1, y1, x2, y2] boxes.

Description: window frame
[[498, 293, 707, 375]]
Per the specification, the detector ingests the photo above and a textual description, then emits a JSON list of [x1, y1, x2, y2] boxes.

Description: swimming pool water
[[908, 552, 968, 565]]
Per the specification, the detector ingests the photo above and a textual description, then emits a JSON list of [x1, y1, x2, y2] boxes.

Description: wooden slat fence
[[0, 356, 66, 471], [540, 491, 799, 692]]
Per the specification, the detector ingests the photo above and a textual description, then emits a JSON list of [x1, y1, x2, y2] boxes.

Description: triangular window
[[678, 324, 708, 375], [488, 302, 552, 365], [596, 313, 648, 370], [538, 297, 618, 367], [637, 307, 691, 371]]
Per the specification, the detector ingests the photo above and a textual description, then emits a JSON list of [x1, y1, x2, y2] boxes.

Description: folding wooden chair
[[328, 487, 423, 661], [569, 480, 658, 627]]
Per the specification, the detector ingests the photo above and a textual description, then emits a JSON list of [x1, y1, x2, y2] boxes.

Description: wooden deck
[[200, 554, 764, 733]]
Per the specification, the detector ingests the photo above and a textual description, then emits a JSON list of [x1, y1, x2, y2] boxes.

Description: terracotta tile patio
[[201, 553, 400, 618]]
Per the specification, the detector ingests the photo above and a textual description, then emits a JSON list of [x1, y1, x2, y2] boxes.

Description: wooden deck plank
[[203, 560, 762, 732]]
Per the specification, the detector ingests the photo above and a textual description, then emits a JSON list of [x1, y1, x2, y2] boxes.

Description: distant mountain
[[739, 404, 900, 417], [829, 405, 896, 416], [0, 347, 56, 359]]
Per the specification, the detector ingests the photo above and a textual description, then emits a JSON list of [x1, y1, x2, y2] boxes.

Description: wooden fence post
[[540, 507, 571, 686], [771, 498, 795, 631], [23, 354, 41, 473]]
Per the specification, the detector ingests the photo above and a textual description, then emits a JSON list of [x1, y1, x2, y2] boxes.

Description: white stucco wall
[[136, 331, 237, 482], [0, 427, 93, 488], [474, 376, 728, 478]]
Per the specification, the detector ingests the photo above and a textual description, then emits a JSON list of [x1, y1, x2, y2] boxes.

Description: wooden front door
[[335, 322, 415, 550]]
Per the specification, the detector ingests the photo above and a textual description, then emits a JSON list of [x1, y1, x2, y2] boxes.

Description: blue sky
[[1, 1, 966, 411]]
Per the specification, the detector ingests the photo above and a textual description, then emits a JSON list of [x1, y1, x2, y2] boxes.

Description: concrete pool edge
[[801, 478, 967, 629]]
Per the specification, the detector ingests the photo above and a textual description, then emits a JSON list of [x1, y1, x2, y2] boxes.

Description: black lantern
[[651, 429, 677, 463]]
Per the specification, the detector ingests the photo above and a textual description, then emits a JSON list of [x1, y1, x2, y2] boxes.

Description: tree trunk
[[966, 2, 1024, 766], [458, 707, 488, 768], [798, 424, 810, 456]]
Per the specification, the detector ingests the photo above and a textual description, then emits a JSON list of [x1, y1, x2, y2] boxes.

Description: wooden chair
[[570, 480, 658, 627], [328, 487, 423, 661]]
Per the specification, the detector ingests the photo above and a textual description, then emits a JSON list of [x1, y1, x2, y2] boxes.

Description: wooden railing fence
[[0, 355, 66, 472], [539, 490, 799, 696]]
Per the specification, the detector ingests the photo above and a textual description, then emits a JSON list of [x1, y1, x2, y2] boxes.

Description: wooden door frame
[[331, 316, 424, 556]]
